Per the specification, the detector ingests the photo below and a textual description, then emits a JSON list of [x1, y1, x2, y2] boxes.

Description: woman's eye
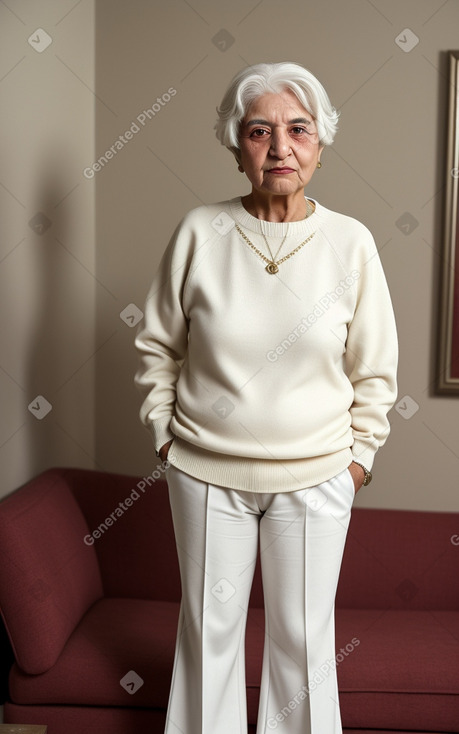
[[250, 128, 270, 138], [291, 126, 309, 135]]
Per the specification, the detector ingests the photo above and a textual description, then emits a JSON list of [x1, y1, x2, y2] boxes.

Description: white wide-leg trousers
[[164, 464, 355, 734]]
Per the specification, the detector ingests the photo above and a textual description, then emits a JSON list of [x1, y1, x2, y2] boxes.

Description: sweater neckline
[[229, 196, 320, 238]]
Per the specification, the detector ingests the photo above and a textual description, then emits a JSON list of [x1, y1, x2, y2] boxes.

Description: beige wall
[[2, 0, 459, 511], [0, 0, 96, 497]]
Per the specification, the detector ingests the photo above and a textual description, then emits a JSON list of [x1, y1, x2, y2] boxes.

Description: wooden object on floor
[[0, 726, 47, 733]]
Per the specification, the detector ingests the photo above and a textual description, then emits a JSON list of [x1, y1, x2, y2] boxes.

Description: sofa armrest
[[0, 468, 103, 674]]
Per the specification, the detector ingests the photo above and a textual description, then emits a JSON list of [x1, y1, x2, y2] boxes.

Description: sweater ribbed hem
[[167, 437, 354, 493]]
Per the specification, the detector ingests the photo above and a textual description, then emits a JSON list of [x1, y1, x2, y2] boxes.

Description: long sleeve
[[134, 221, 191, 453], [344, 236, 398, 470]]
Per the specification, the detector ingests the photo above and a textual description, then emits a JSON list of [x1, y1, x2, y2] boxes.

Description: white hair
[[215, 62, 339, 160]]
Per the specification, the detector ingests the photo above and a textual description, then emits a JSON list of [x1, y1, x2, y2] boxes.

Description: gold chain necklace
[[261, 231, 289, 266], [235, 199, 315, 275], [235, 225, 315, 274]]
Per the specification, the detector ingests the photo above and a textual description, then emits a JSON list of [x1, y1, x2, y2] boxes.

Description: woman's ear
[[317, 145, 324, 167], [230, 146, 242, 170]]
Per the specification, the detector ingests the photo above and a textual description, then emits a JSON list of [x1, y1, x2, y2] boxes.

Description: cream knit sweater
[[135, 196, 398, 492]]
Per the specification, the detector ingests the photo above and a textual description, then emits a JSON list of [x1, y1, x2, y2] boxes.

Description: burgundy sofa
[[0, 466, 458, 734]]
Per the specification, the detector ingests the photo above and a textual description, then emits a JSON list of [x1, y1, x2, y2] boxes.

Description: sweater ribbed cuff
[[351, 438, 377, 471], [148, 416, 175, 454]]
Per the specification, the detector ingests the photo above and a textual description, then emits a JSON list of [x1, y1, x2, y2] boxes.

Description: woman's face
[[238, 89, 323, 198]]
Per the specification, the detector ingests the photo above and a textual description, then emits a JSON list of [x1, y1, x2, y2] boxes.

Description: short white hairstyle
[[215, 62, 339, 160]]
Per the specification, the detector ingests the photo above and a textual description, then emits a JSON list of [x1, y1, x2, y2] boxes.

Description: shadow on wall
[[25, 141, 95, 479]]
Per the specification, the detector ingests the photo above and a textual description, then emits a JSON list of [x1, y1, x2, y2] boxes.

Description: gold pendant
[[266, 262, 279, 274]]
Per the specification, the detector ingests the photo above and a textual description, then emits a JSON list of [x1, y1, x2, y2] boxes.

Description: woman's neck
[[241, 190, 312, 222]]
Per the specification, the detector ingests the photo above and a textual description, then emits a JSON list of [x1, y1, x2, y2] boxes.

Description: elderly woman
[[135, 62, 398, 734]]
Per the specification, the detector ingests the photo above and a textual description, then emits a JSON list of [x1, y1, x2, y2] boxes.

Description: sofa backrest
[[0, 469, 103, 674], [69, 468, 459, 611], [7, 465, 454, 657], [69, 467, 179, 599], [337, 506, 459, 610], [68, 467, 266, 606]]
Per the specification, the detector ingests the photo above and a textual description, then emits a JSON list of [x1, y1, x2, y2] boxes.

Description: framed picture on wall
[[437, 51, 459, 394]]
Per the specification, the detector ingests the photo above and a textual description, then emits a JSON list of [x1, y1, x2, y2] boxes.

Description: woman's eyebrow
[[245, 117, 312, 127]]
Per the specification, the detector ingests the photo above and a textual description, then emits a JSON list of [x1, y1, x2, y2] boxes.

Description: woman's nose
[[269, 129, 291, 159]]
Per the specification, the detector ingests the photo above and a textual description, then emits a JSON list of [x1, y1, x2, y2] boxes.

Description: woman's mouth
[[267, 167, 295, 174]]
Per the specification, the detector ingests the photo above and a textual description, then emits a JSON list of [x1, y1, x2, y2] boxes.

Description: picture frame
[[437, 51, 459, 394]]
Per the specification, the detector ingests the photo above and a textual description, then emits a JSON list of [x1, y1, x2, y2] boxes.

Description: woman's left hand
[[348, 461, 365, 494]]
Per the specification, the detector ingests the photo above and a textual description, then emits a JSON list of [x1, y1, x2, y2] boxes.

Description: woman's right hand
[[158, 439, 174, 463]]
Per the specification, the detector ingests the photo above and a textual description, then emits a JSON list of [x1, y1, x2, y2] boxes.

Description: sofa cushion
[[9, 598, 459, 731], [0, 469, 103, 674], [9, 598, 181, 708], [9, 597, 264, 719]]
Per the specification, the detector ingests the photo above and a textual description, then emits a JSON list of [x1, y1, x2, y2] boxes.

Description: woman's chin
[[257, 180, 303, 197]]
